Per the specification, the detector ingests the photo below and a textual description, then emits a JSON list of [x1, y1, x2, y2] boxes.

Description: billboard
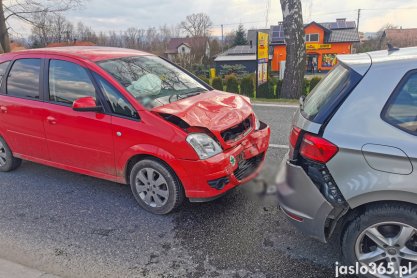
[[257, 32, 269, 86]]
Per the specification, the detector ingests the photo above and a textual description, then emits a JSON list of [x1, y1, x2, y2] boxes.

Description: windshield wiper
[[169, 88, 206, 103], [177, 92, 202, 100]]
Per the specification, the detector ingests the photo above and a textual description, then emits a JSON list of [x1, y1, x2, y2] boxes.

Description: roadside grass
[[250, 98, 299, 104]]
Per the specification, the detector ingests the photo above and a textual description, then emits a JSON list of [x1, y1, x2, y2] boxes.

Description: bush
[[256, 77, 276, 99], [240, 75, 255, 97], [212, 77, 223, 91], [198, 75, 210, 85], [275, 79, 283, 98], [225, 74, 239, 94], [309, 77, 322, 92], [303, 78, 310, 96]]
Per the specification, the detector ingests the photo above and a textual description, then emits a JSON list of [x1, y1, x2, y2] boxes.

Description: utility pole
[[221, 24, 224, 52], [357, 9, 361, 31]]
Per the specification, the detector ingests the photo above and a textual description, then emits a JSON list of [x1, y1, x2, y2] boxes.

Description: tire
[[0, 137, 22, 172], [129, 158, 184, 215], [342, 203, 417, 278]]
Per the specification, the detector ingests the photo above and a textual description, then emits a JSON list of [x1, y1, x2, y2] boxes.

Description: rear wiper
[[299, 96, 305, 110]]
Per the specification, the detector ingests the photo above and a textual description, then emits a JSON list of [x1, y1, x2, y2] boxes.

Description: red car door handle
[[46, 116, 57, 125], [0, 106, 7, 113]]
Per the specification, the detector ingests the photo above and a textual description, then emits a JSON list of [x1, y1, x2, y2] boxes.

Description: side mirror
[[72, 97, 102, 112]]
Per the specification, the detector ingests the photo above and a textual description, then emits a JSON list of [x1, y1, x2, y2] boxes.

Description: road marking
[[253, 103, 298, 108], [269, 144, 289, 149]]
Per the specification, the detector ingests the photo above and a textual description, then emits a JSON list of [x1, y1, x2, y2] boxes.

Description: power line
[[212, 20, 265, 27]]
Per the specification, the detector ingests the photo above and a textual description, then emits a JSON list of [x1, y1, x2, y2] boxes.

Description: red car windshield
[[98, 55, 207, 109]]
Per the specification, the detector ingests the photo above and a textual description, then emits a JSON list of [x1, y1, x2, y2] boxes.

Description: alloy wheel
[[355, 221, 417, 278], [135, 167, 169, 208], [0, 141, 7, 166]]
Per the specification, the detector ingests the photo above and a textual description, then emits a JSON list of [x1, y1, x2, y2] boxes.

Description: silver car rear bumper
[[276, 152, 334, 243]]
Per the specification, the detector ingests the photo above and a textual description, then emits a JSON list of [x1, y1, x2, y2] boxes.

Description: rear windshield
[[302, 64, 362, 123]]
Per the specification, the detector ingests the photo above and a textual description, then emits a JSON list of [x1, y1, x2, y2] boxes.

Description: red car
[[0, 47, 270, 214]]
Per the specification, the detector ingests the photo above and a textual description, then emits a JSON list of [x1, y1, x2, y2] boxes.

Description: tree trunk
[[280, 0, 305, 99], [0, 0, 11, 53]]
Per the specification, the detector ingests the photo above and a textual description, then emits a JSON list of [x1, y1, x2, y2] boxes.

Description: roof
[[214, 45, 272, 62], [215, 55, 257, 62], [327, 29, 360, 43], [6, 46, 151, 62], [271, 19, 359, 44], [383, 28, 417, 48], [165, 37, 208, 54], [338, 46, 417, 74], [222, 45, 255, 56]]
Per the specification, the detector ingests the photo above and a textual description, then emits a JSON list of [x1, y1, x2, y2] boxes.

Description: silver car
[[276, 46, 417, 277]]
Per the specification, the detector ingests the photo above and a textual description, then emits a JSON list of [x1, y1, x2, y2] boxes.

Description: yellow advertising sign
[[257, 32, 269, 61], [306, 43, 332, 50]]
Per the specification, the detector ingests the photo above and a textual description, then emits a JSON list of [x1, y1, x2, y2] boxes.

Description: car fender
[[347, 190, 417, 209], [116, 144, 189, 184]]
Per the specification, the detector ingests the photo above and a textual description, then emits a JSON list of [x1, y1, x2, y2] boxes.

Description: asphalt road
[[0, 104, 342, 278]]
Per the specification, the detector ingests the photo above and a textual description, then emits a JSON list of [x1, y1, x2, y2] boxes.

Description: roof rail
[[387, 43, 399, 52]]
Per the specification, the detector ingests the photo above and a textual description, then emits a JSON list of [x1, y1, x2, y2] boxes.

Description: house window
[[182, 46, 185, 53], [306, 33, 319, 42]]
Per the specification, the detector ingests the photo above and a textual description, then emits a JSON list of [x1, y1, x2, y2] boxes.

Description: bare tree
[[1, 0, 83, 52], [180, 13, 212, 37], [280, 0, 305, 99]]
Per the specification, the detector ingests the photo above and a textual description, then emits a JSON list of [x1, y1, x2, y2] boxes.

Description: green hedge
[[240, 75, 255, 97], [212, 77, 223, 91], [309, 77, 322, 92], [225, 74, 239, 94], [275, 80, 283, 98], [198, 75, 210, 85], [256, 79, 275, 98]]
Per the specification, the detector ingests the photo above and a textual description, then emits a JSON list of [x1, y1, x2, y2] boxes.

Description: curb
[[0, 258, 60, 278]]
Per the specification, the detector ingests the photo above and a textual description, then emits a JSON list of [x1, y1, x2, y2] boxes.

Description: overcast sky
[[6, 0, 417, 38]]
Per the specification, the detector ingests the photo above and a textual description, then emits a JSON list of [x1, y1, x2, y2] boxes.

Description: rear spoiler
[[336, 52, 371, 76]]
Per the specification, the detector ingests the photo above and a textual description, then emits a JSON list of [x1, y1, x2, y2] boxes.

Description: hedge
[[309, 77, 322, 92], [256, 79, 275, 98], [198, 75, 210, 85], [212, 77, 223, 91], [225, 74, 239, 94], [240, 75, 255, 97]]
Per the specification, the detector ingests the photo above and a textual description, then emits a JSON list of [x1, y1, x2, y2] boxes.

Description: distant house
[[214, 29, 272, 75], [271, 18, 360, 72], [380, 28, 417, 48], [165, 37, 210, 65], [47, 41, 96, 48], [10, 42, 26, 52]]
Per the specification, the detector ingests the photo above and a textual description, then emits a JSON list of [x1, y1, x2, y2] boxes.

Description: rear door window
[[302, 64, 362, 123], [49, 60, 96, 105], [383, 71, 417, 135], [7, 59, 41, 99]]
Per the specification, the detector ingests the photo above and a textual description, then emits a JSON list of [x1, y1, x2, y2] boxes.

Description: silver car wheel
[[135, 167, 169, 208], [355, 221, 417, 278], [0, 141, 7, 166]]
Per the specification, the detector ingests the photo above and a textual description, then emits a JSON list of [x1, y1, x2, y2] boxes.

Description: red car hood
[[152, 90, 253, 132]]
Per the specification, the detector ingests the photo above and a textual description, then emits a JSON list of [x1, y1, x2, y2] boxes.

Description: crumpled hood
[[152, 90, 253, 132]]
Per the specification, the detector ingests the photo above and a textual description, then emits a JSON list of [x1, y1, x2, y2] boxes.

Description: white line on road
[[269, 144, 289, 149], [253, 103, 298, 108]]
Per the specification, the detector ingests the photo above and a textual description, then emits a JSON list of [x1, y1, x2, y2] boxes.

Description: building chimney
[[336, 18, 346, 23]]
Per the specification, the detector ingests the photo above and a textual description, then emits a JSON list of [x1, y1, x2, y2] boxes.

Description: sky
[[5, 0, 417, 38]]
